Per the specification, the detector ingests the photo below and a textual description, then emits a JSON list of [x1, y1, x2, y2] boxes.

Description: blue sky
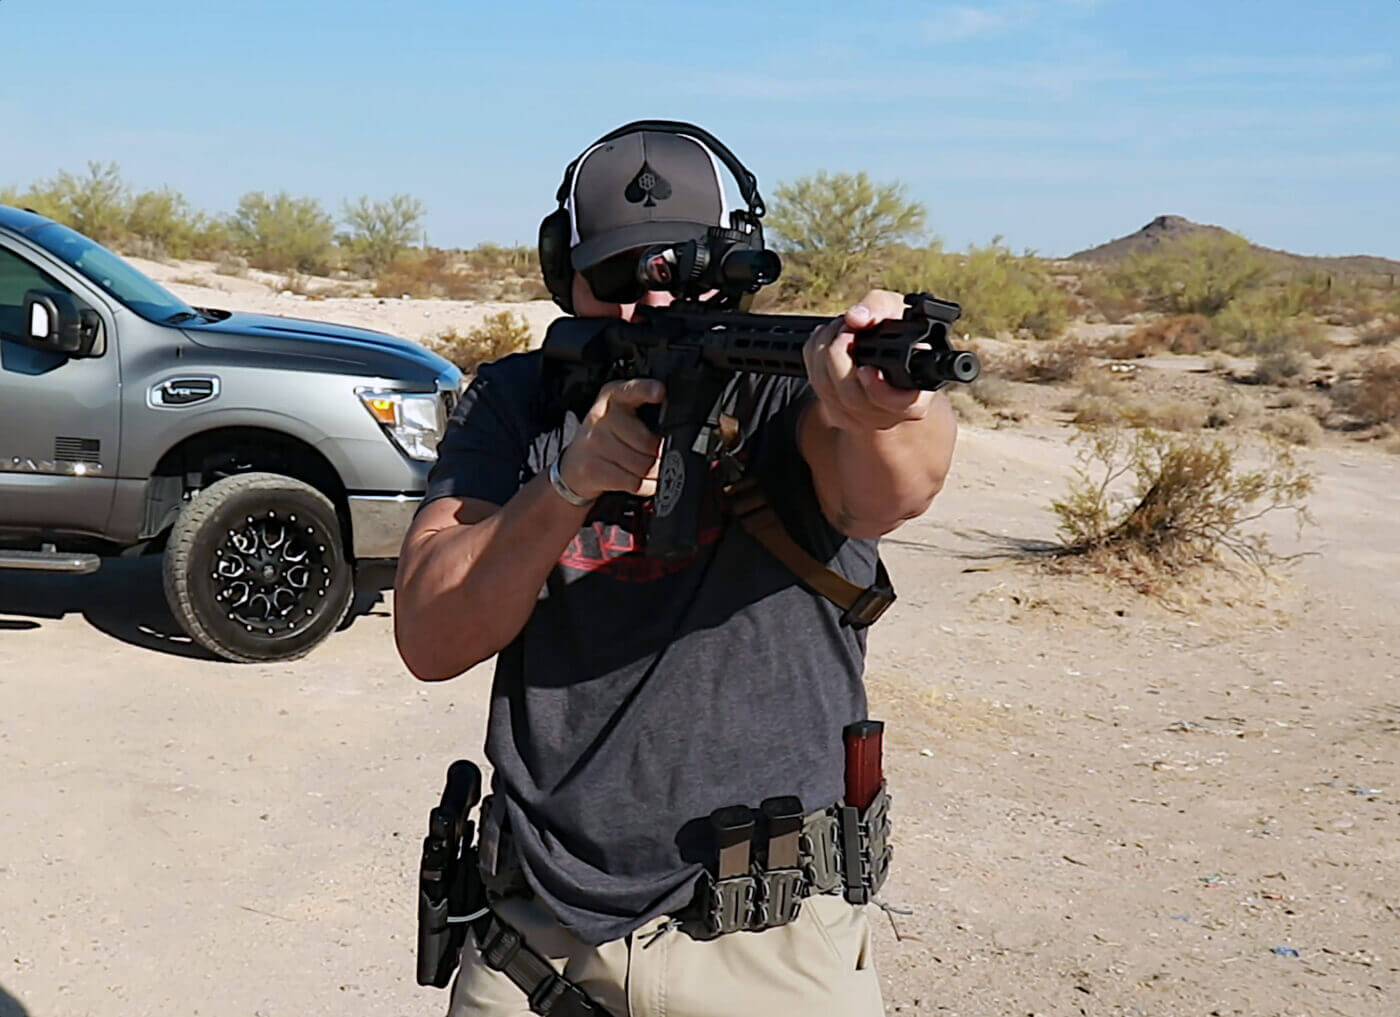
[[2, 0, 1397, 259]]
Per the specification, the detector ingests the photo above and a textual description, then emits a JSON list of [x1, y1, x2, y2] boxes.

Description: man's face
[[570, 270, 675, 321]]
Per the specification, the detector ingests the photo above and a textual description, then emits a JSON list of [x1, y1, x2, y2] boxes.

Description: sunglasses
[[582, 247, 676, 305]]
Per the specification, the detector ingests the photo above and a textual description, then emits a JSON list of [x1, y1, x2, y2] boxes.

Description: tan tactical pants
[[447, 891, 883, 1017]]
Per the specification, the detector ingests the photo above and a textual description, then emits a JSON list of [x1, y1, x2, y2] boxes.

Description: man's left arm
[[798, 289, 959, 539]]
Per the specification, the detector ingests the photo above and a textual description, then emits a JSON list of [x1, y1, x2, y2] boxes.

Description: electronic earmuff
[[537, 120, 767, 315]]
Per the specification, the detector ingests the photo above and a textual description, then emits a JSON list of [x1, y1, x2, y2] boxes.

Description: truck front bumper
[[347, 493, 421, 559]]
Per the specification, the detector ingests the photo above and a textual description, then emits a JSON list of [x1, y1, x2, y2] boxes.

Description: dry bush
[[276, 270, 320, 297], [1130, 400, 1207, 431], [945, 388, 992, 425], [1206, 352, 1233, 374], [994, 338, 1090, 383], [1052, 427, 1314, 571], [1067, 393, 1126, 426], [376, 250, 492, 300], [1358, 316, 1400, 347], [1334, 354, 1400, 426], [376, 247, 549, 301], [1204, 388, 1260, 429], [968, 375, 1015, 409], [215, 252, 248, 277], [1252, 348, 1311, 386], [1259, 411, 1324, 446], [1384, 434, 1400, 455], [1099, 314, 1212, 358], [429, 312, 532, 375]]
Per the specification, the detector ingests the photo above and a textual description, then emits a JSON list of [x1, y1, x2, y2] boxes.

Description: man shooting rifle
[[395, 120, 969, 1017]]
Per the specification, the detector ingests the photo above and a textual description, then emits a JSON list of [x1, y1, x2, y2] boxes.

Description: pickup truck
[[0, 205, 460, 662]]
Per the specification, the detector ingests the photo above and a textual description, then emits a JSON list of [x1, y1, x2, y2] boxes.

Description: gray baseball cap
[[566, 130, 730, 270]]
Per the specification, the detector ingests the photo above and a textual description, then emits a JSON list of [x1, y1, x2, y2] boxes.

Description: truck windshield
[[28, 223, 199, 323]]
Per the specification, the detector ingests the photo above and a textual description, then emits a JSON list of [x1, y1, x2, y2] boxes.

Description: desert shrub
[[341, 194, 426, 275], [375, 249, 490, 300], [215, 252, 249, 277], [1209, 292, 1322, 355], [767, 171, 926, 305], [1075, 270, 1143, 323], [1206, 352, 1233, 374], [430, 312, 532, 375], [1358, 316, 1400, 346], [1334, 354, 1400, 426], [1066, 392, 1125, 426], [885, 240, 1068, 340], [1100, 314, 1211, 358], [1108, 233, 1272, 316], [945, 388, 991, 425], [124, 187, 208, 258], [1252, 347, 1311, 386], [1204, 388, 1260, 429], [1384, 434, 1400, 455], [1259, 411, 1323, 446], [376, 246, 548, 301], [228, 191, 336, 273], [968, 375, 1014, 409], [1052, 427, 1314, 569], [1131, 400, 1207, 431]]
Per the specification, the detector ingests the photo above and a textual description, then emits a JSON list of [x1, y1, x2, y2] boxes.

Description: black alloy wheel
[[164, 472, 353, 662]]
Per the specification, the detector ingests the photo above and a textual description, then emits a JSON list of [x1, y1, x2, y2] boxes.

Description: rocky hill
[[1070, 214, 1400, 277]]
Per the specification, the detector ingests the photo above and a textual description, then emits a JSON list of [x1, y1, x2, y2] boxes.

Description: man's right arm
[[393, 378, 665, 682]]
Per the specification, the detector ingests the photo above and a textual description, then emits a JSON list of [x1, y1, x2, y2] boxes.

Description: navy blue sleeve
[[421, 352, 540, 509]]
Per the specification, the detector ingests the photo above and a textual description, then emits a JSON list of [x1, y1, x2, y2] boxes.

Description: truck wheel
[[163, 472, 353, 663]]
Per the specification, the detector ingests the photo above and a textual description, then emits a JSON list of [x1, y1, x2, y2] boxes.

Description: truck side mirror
[[21, 288, 98, 357]]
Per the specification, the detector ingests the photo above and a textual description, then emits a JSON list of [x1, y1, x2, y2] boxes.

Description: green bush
[[125, 187, 225, 259], [884, 239, 1068, 340], [1108, 233, 1272, 316], [767, 171, 926, 305], [1209, 291, 1322, 355], [341, 194, 426, 275], [229, 191, 336, 273]]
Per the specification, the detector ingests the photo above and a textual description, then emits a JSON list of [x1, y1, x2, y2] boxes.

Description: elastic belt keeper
[[481, 921, 523, 971]]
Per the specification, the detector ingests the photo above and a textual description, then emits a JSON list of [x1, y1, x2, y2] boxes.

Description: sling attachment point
[[722, 474, 896, 627], [474, 913, 614, 1017]]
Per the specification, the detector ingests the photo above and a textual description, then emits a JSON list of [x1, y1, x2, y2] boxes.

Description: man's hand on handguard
[[558, 379, 666, 501], [798, 289, 958, 539], [803, 289, 936, 433]]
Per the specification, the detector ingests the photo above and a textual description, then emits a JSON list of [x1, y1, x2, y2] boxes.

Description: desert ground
[[1, 266, 1397, 1017]]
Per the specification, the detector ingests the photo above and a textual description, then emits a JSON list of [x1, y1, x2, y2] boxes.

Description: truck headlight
[[357, 388, 444, 462]]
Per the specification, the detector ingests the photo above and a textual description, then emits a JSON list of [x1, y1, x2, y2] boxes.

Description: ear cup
[[538, 209, 575, 314]]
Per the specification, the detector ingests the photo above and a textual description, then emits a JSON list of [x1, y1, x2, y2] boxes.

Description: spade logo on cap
[[624, 161, 672, 208]]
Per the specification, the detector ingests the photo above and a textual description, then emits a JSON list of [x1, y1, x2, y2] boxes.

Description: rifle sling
[[723, 475, 895, 628]]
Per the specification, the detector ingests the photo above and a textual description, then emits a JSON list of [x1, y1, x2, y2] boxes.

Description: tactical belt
[[673, 787, 893, 937], [459, 788, 893, 1016]]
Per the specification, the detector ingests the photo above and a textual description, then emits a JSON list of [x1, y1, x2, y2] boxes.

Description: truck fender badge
[[149, 376, 220, 408]]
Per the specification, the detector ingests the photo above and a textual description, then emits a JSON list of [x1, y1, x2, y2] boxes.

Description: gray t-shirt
[[423, 350, 877, 945]]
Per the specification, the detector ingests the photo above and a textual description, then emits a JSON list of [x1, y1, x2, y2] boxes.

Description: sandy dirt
[[1, 276, 1397, 1017]]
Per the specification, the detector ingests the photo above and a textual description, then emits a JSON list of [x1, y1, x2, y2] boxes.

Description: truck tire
[[163, 472, 353, 663]]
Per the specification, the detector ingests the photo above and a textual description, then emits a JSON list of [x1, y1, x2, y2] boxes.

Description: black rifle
[[542, 292, 980, 559]]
